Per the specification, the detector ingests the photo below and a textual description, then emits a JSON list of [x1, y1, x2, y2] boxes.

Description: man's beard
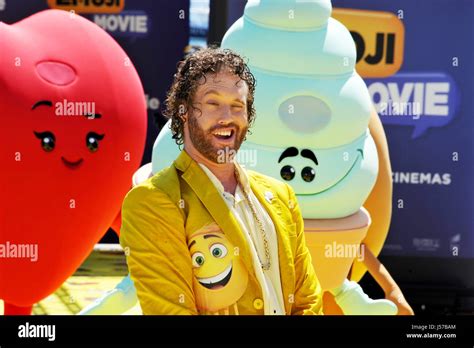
[[188, 114, 248, 164]]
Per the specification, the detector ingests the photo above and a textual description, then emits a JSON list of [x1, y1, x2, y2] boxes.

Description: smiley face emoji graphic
[[188, 223, 248, 312]]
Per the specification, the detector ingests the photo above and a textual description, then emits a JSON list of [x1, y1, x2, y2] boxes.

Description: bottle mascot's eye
[[301, 166, 316, 182], [280, 165, 296, 181]]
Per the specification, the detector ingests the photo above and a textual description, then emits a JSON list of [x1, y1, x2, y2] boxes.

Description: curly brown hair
[[162, 47, 256, 146]]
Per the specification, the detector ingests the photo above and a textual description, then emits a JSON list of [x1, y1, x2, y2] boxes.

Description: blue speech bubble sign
[[365, 73, 460, 138]]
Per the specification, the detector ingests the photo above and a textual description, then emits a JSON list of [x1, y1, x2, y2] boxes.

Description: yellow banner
[[47, 0, 124, 14], [333, 8, 405, 78]]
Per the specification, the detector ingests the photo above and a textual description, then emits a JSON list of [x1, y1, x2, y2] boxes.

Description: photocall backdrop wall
[[1, 0, 472, 260]]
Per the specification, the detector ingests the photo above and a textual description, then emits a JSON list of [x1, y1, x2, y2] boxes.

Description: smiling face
[[183, 71, 249, 164], [31, 99, 105, 170], [188, 223, 248, 312], [236, 131, 377, 219]]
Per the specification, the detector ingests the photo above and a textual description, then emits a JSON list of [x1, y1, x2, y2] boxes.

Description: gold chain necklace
[[234, 166, 271, 271]]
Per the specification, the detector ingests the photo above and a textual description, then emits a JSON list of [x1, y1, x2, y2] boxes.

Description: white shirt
[[198, 162, 285, 315]]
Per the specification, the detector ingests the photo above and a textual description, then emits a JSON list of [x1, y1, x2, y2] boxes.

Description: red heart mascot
[[0, 9, 147, 314]]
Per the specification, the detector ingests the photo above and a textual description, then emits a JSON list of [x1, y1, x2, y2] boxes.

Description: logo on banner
[[48, 0, 125, 13], [366, 73, 460, 138], [333, 8, 404, 78], [413, 238, 440, 252], [392, 171, 451, 185], [94, 10, 150, 37]]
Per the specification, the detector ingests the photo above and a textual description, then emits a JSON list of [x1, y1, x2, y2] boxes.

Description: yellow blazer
[[120, 150, 322, 315]]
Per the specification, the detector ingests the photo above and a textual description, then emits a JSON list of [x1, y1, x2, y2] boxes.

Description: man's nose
[[218, 105, 233, 123], [36, 61, 76, 86]]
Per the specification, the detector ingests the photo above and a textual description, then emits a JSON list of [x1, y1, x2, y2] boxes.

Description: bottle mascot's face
[[189, 223, 248, 312], [0, 10, 147, 306]]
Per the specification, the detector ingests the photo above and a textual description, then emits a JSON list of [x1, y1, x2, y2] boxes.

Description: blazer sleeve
[[119, 184, 198, 315], [286, 183, 324, 315]]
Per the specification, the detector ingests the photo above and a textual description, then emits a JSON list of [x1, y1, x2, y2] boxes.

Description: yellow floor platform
[[0, 244, 142, 315]]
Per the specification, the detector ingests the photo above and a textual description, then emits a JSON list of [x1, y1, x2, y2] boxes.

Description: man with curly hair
[[120, 47, 323, 315]]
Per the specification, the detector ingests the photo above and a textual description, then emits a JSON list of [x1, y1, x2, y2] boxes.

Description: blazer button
[[253, 298, 264, 310]]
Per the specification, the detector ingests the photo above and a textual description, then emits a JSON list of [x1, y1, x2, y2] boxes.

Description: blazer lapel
[[174, 150, 255, 278], [249, 176, 296, 315]]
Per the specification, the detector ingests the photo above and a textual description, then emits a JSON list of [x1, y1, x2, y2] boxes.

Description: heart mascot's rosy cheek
[[0, 9, 147, 314]]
